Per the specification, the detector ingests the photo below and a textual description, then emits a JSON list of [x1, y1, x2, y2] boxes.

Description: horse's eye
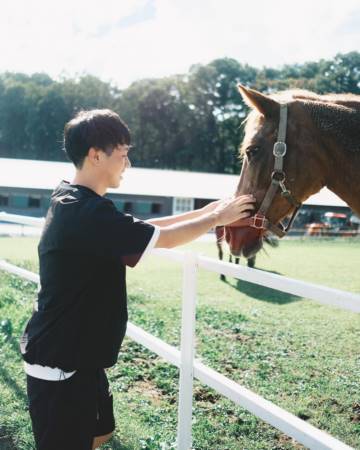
[[246, 146, 260, 160]]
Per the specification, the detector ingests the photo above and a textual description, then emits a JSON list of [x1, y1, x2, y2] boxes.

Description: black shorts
[[26, 368, 115, 450]]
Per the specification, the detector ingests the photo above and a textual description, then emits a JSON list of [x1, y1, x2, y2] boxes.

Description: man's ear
[[238, 84, 280, 117], [88, 147, 101, 165]]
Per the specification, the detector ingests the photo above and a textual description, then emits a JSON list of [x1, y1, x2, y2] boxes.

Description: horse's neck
[[325, 148, 360, 215], [304, 100, 360, 215]]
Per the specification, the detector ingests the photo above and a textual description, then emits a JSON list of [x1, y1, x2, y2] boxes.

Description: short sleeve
[[80, 199, 159, 267]]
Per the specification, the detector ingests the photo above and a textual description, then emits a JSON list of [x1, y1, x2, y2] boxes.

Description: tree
[[0, 51, 359, 170]]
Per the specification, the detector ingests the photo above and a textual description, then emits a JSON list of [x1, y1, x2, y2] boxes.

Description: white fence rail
[[0, 212, 45, 227], [1, 213, 359, 449]]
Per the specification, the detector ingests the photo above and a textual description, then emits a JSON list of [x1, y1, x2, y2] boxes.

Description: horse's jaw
[[225, 226, 264, 258]]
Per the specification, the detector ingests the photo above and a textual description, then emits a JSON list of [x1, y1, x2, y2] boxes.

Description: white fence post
[[177, 251, 198, 450]]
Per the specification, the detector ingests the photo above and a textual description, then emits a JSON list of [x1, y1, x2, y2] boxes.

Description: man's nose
[[125, 156, 131, 168]]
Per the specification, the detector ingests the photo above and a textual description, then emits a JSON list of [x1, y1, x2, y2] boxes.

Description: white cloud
[[0, 0, 359, 88]]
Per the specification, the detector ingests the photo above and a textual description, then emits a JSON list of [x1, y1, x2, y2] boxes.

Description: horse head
[[225, 84, 329, 258]]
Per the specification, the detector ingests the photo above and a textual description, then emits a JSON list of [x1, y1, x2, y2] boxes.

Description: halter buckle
[[273, 141, 287, 157], [251, 214, 267, 229]]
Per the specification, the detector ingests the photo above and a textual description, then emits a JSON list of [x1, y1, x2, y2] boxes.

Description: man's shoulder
[[49, 182, 113, 214], [51, 181, 100, 204], [47, 181, 135, 227]]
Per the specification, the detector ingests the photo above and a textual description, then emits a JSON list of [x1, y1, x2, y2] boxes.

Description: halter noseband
[[229, 104, 302, 237]]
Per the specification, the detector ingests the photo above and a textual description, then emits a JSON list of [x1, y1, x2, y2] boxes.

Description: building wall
[[105, 193, 172, 219], [0, 186, 352, 226], [0, 187, 172, 220], [0, 187, 52, 217]]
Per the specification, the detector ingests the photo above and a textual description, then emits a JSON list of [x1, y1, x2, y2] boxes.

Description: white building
[[0, 158, 350, 223]]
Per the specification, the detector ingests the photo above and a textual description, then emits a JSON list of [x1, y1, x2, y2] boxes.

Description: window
[[151, 203, 162, 214], [173, 197, 194, 214], [0, 194, 9, 206], [195, 199, 213, 209], [28, 196, 41, 208], [11, 195, 28, 208], [135, 202, 152, 215]]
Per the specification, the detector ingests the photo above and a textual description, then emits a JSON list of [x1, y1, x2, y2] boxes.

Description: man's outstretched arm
[[155, 195, 255, 249], [147, 200, 222, 227]]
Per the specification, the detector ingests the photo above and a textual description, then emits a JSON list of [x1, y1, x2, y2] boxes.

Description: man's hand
[[200, 199, 223, 214], [210, 195, 256, 226]]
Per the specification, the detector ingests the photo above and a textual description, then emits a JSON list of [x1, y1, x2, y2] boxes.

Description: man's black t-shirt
[[20, 181, 157, 371]]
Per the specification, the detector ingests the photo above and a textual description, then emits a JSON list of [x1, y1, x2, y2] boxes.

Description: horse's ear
[[237, 84, 279, 117]]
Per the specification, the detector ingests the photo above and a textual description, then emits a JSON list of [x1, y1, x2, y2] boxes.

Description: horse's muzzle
[[225, 226, 264, 258]]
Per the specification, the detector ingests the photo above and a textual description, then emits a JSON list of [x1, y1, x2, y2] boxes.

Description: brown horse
[[226, 85, 360, 257]]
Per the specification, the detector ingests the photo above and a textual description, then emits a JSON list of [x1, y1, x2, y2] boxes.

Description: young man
[[20, 109, 255, 450]]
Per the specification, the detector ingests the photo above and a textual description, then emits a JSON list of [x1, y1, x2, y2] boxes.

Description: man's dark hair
[[63, 109, 131, 169]]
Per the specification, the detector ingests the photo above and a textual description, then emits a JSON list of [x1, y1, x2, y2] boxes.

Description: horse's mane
[[277, 89, 360, 110], [242, 89, 360, 154]]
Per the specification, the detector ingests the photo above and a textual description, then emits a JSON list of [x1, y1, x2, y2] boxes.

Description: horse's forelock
[[239, 110, 262, 155]]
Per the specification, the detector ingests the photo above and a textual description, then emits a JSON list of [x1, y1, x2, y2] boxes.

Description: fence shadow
[[224, 268, 301, 305], [0, 361, 27, 404], [0, 435, 17, 450]]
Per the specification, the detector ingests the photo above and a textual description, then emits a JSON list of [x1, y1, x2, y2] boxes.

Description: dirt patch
[[193, 387, 220, 404], [129, 379, 164, 406], [276, 433, 305, 449], [351, 402, 360, 423], [234, 334, 251, 343]]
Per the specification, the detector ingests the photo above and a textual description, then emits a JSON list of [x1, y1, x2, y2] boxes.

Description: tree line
[[0, 51, 359, 174]]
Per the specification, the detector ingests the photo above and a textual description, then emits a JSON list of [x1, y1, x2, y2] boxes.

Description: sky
[[0, 0, 359, 89]]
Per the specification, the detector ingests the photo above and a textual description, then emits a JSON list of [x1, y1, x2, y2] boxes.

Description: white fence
[[1, 212, 359, 449]]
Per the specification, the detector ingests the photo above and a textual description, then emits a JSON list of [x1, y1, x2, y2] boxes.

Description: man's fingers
[[239, 202, 255, 209], [220, 195, 255, 209], [234, 195, 256, 205], [236, 210, 252, 219], [212, 194, 257, 226], [235, 202, 255, 213], [240, 211, 252, 218]]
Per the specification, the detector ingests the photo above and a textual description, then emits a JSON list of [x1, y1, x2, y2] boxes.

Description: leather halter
[[228, 104, 302, 237]]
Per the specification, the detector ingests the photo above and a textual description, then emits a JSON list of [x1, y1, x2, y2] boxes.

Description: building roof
[[0, 157, 348, 207]]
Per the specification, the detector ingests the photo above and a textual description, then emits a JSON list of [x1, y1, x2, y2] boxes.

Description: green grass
[[0, 237, 38, 263], [0, 237, 359, 449]]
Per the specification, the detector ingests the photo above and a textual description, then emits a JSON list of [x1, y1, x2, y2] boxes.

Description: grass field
[[0, 236, 359, 449]]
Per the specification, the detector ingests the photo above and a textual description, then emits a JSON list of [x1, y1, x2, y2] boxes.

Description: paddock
[[0, 212, 359, 449]]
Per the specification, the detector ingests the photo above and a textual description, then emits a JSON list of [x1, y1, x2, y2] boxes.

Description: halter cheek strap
[[229, 104, 302, 237]]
